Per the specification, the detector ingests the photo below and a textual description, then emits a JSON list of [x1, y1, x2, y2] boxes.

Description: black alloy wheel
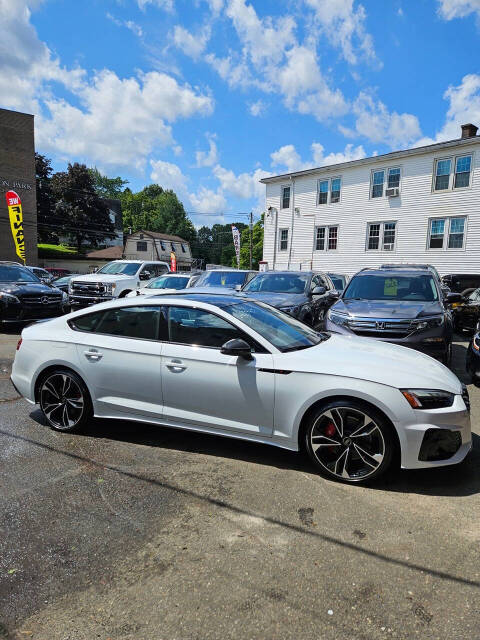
[[39, 369, 92, 432], [304, 400, 394, 483]]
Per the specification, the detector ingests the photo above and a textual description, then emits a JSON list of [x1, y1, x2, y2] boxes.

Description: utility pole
[[249, 211, 253, 270]]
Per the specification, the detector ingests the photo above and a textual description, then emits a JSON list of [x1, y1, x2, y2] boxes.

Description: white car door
[[72, 305, 163, 419], [160, 304, 275, 436]]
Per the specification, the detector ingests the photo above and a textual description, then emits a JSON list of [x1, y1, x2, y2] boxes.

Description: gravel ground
[[0, 331, 479, 640]]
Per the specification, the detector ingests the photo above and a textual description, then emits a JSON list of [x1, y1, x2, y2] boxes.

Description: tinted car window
[[0, 265, 39, 282], [343, 274, 439, 302], [69, 311, 105, 333], [148, 276, 189, 290], [194, 271, 247, 288], [244, 273, 309, 294], [96, 306, 162, 339], [328, 274, 346, 290], [167, 306, 245, 348]]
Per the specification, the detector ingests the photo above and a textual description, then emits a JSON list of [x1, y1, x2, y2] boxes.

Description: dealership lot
[[0, 330, 479, 640]]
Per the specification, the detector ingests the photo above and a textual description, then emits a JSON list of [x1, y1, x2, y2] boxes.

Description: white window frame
[[370, 167, 402, 199], [432, 154, 473, 192], [366, 221, 398, 252], [316, 176, 342, 205], [314, 225, 339, 252], [427, 216, 467, 251], [281, 185, 291, 210], [279, 228, 289, 252]]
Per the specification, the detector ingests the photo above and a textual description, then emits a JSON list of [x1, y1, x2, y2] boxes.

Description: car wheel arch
[[34, 363, 93, 405], [296, 394, 401, 459], [118, 290, 132, 298]]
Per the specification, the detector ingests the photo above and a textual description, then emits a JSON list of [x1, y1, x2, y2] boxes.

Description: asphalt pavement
[[1, 331, 479, 640]]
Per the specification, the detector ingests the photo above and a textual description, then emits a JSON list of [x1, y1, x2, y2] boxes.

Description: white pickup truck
[[69, 260, 170, 308]]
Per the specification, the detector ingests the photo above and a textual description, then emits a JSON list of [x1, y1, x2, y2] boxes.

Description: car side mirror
[[446, 292, 463, 304], [311, 285, 326, 296], [328, 289, 340, 298], [234, 284, 242, 292], [139, 271, 151, 281], [220, 338, 253, 360]]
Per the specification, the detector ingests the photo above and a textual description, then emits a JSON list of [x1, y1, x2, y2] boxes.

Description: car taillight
[[16, 338, 22, 351]]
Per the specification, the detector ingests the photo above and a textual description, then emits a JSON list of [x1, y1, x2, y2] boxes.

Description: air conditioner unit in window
[[385, 187, 400, 197]]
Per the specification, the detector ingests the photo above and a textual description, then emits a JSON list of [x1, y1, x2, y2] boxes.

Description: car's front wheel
[[39, 368, 92, 432], [304, 400, 395, 484]]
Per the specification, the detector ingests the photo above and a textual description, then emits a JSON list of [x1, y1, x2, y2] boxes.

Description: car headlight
[[0, 291, 20, 304], [103, 283, 115, 294], [401, 389, 454, 409], [412, 316, 444, 331], [61, 291, 68, 303], [280, 305, 301, 315], [327, 310, 350, 326]]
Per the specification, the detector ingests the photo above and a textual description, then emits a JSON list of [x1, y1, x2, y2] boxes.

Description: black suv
[[0, 262, 67, 326], [242, 270, 338, 327], [442, 273, 480, 295], [325, 267, 461, 363]]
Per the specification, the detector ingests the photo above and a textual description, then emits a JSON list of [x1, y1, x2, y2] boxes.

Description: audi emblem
[[376, 321, 385, 330]]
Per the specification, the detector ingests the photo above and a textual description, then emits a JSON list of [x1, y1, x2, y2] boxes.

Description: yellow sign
[[5, 190, 25, 264], [384, 278, 398, 296]]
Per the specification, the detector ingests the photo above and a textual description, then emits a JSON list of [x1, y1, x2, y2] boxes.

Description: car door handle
[[166, 359, 186, 371], [84, 349, 103, 361]]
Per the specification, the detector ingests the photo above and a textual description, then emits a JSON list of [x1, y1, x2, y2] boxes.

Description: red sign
[[170, 252, 177, 272]]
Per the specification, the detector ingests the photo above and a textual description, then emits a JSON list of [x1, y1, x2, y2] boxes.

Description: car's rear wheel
[[304, 400, 395, 484], [39, 368, 92, 432]]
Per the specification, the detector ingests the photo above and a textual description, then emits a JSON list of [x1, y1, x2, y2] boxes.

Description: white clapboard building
[[261, 124, 480, 277]]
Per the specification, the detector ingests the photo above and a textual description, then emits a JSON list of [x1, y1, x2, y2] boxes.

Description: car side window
[[311, 275, 327, 291], [165, 306, 262, 350], [70, 306, 163, 340], [69, 311, 105, 333]]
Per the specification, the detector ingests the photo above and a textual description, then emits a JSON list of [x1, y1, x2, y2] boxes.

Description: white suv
[[69, 260, 170, 308]]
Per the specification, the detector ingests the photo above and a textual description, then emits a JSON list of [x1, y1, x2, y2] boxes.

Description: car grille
[[70, 282, 109, 297], [347, 318, 414, 338], [21, 293, 63, 306], [462, 384, 470, 412]]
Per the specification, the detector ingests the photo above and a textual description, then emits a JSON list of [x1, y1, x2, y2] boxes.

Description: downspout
[[287, 176, 295, 269]]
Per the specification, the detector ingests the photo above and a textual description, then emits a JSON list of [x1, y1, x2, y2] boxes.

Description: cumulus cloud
[[195, 134, 219, 167], [249, 99, 267, 116], [270, 142, 366, 173], [150, 159, 188, 193], [340, 91, 422, 148], [173, 24, 211, 59], [437, 0, 480, 20], [189, 186, 227, 213]]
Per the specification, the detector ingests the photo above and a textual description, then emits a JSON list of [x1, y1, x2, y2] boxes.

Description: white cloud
[[138, 0, 174, 11], [213, 164, 269, 200], [189, 186, 227, 213], [271, 145, 303, 172], [107, 13, 143, 37], [437, 0, 480, 20], [150, 159, 188, 193], [249, 99, 267, 116], [305, 0, 378, 65], [196, 134, 219, 167], [414, 74, 480, 146], [270, 142, 366, 173], [341, 92, 421, 148], [173, 24, 211, 59]]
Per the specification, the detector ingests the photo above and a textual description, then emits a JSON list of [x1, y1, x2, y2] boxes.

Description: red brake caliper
[[325, 422, 336, 438]]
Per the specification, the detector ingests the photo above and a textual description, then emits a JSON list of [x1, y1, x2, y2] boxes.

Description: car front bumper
[[69, 295, 114, 307]]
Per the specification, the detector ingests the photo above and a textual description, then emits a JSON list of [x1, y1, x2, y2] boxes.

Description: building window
[[281, 186, 291, 209], [434, 155, 472, 191], [371, 170, 385, 198], [428, 217, 466, 250], [367, 221, 397, 251], [455, 155, 472, 188], [314, 226, 338, 251], [160, 241, 166, 251], [315, 226, 325, 250], [387, 168, 400, 189], [317, 177, 341, 205], [136, 241, 147, 252], [279, 228, 288, 251], [171, 242, 176, 252], [181, 243, 186, 253]]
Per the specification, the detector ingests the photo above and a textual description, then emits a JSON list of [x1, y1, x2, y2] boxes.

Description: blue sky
[[1, 0, 480, 225]]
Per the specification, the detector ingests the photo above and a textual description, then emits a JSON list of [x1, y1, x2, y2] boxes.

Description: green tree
[[35, 153, 57, 243], [89, 167, 129, 199], [191, 222, 247, 266], [51, 163, 115, 251], [238, 215, 264, 269]]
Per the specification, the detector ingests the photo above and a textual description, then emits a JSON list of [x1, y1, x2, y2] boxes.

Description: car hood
[[334, 298, 443, 319], [242, 292, 306, 307], [0, 282, 59, 296], [276, 333, 462, 394], [130, 287, 180, 297], [71, 273, 135, 283]]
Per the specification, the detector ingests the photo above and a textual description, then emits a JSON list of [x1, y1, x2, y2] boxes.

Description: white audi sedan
[[126, 273, 198, 298], [11, 293, 471, 484]]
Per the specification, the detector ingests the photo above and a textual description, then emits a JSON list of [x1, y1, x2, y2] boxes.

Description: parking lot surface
[[1, 332, 479, 639]]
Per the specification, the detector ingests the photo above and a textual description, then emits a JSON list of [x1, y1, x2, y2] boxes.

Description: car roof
[[202, 269, 256, 273], [251, 270, 314, 276], [356, 268, 434, 277]]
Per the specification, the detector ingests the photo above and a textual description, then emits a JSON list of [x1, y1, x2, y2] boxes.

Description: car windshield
[[328, 274, 346, 290], [223, 300, 326, 352], [148, 276, 189, 290], [195, 271, 247, 288], [97, 262, 140, 276], [53, 276, 71, 286], [0, 265, 40, 283], [243, 273, 309, 294], [343, 273, 439, 302]]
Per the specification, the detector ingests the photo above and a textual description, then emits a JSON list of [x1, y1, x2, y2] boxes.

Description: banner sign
[[231, 225, 241, 268], [5, 190, 26, 264], [170, 251, 177, 272]]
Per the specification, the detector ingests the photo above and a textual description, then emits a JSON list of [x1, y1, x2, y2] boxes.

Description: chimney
[[461, 123, 478, 139]]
